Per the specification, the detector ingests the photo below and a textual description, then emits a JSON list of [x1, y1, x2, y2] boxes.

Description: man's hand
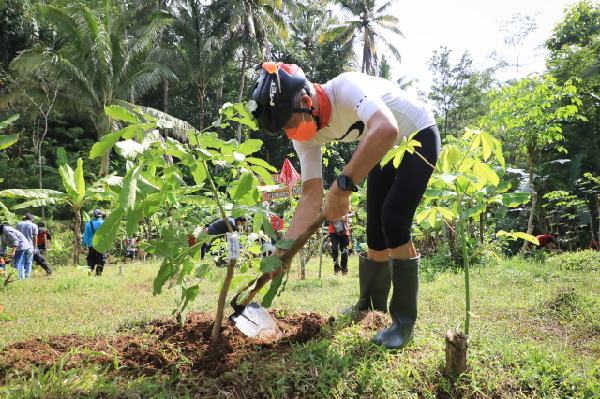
[[323, 182, 351, 221]]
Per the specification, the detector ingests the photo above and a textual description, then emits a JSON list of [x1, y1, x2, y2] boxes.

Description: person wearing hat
[[16, 214, 52, 276], [249, 62, 440, 349], [83, 209, 106, 276]]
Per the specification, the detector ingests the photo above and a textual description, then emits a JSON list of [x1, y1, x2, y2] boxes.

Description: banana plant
[[0, 157, 106, 265], [0, 114, 20, 224]]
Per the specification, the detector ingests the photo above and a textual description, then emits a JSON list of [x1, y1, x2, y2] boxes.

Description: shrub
[[45, 230, 76, 267], [546, 249, 600, 271]]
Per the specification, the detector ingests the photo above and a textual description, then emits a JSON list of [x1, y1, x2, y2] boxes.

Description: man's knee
[[381, 218, 412, 248]]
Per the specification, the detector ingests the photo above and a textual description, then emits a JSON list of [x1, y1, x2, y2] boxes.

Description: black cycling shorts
[[366, 125, 441, 250]]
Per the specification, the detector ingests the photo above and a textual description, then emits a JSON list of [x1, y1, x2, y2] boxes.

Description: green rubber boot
[[344, 253, 391, 314], [372, 256, 419, 349]]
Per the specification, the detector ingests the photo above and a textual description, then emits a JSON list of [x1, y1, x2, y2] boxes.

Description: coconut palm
[[324, 0, 403, 76], [9, 0, 175, 176]]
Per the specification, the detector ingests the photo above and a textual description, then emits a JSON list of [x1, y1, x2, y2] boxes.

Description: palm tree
[[210, 0, 290, 141], [172, 1, 234, 130], [9, 1, 175, 176], [324, 0, 403, 76]]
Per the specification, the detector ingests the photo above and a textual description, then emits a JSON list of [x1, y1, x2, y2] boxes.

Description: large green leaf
[[246, 157, 277, 172], [261, 271, 283, 308], [74, 158, 86, 205], [260, 256, 281, 273], [104, 104, 139, 124], [0, 134, 18, 150], [89, 131, 122, 159], [92, 207, 125, 253], [56, 147, 68, 166], [0, 114, 19, 131], [119, 166, 143, 211], [440, 145, 462, 173], [237, 139, 263, 155], [496, 230, 539, 245], [58, 163, 79, 202], [250, 165, 275, 185], [154, 259, 174, 295], [473, 162, 499, 186], [12, 196, 65, 210], [232, 173, 254, 201], [0, 188, 64, 199], [497, 192, 531, 207]]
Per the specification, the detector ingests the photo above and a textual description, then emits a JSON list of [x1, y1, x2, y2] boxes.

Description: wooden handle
[[233, 212, 325, 308]]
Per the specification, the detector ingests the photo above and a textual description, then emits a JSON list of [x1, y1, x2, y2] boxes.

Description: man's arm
[[341, 109, 398, 185], [283, 178, 323, 241]]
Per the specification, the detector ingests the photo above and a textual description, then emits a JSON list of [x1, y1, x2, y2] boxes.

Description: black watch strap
[[337, 174, 358, 192]]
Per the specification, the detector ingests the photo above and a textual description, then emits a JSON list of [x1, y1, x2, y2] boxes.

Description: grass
[[0, 251, 599, 398]]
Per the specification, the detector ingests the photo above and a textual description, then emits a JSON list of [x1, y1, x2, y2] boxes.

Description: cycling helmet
[[249, 62, 311, 134]]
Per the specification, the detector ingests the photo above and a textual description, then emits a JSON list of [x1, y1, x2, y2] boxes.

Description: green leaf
[[262, 215, 277, 240], [246, 157, 277, 172], [74, 158, 85, 204], [190, 162, 207, 186], [238, 139, 263, 155], [58, 163, 79, 201], [496, 230, 539, 245], [0, 188, 64, 199], [440, 145, 462, 173], [260, 256, 281, 273], [104, 104, 139, 124], [0, 134, 18, 150], [115, 140, 144, 160], [250, 165, 275, 185], [92, 208, 125, 253], [56, 147, 68, 166], [90, 131, 122, 159], [0, 114, 19, 131], [275, 239, 294, 250], [232, 173, 254, 201], [11, 196, 64, 210], [154, 260, 174, 295], [119, 166, 142, 211], [261, 272, 283, 308], [126, 205, 144, 236], [498, 192, 531, 207], [473, 162, 499, 186]]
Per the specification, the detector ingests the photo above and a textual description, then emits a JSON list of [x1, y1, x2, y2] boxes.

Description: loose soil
[[0, 311, 331, 383]]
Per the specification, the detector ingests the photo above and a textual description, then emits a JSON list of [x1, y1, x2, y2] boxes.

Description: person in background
[[328, 215, 351, 275], [37, 222, 52, 255], [123, 236, 138, 263], [536, 233, 557, 251], [0, 223, 33, 280], [17, 214, 52, 276], [83, 209, 106, 276], [200, 216, 247, 260]]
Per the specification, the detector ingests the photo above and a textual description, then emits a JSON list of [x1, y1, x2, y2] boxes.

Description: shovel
[[230, 212, 326, 338]]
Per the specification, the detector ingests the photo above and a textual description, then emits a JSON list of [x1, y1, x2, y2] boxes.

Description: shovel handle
[[232, 212, 326, 308]]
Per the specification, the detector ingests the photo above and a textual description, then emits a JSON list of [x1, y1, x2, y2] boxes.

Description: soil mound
[[0, 311, 330, 381]]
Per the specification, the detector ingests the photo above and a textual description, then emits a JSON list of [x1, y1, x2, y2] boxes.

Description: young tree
[[483, 75, 584, 250]]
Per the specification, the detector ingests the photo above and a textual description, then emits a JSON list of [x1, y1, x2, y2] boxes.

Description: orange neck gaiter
[[313, 83, 332, 129]]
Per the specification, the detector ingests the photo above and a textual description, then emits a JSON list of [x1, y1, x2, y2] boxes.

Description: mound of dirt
[[0, 311, 330, 381]]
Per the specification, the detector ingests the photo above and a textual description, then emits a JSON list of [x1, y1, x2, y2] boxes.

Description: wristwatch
[[336, 174, 358, 192]]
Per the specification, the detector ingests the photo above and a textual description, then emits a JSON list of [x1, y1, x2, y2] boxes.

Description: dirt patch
[[356, 310, 389, 331], [0, 311, 330, 381]]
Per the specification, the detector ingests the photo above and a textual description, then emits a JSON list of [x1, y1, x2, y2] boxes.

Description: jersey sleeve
[[292, 140, 322, 181]]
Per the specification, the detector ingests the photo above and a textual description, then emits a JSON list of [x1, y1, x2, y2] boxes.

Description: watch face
[[338, 175, 350, 191]]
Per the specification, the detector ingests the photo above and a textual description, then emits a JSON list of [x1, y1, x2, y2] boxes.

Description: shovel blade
[[230, 302, 280, 339]]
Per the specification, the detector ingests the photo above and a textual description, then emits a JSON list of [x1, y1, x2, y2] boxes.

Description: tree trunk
[[198, 88, 206, 130], [479, 211, 485, 244], [522, 152, 537, 252], [73, 209, 82, 265], [236, 51, 248, 143], [444, 329, 468, 380], [163, 79, 169, 114], [299, 248, 306, 280]]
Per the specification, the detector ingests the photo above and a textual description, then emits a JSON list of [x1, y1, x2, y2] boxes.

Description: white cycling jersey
[[293, 72, 436, 181]]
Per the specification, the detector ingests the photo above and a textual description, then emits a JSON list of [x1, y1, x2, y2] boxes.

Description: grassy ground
[[0, 251, 599, 398]]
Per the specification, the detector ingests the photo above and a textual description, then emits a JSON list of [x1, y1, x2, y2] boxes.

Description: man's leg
[[24, 250, 33, 278], [33, 252, 52, 275], [95, 249, 105, 276], [86, 248, 96, 274], [330, 234, 341, 273], [13, 251, 26, 280], [340, 235, 349, 275]]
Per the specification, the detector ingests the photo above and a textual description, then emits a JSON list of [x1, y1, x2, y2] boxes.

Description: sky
[[374, 0, 579, 94]]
